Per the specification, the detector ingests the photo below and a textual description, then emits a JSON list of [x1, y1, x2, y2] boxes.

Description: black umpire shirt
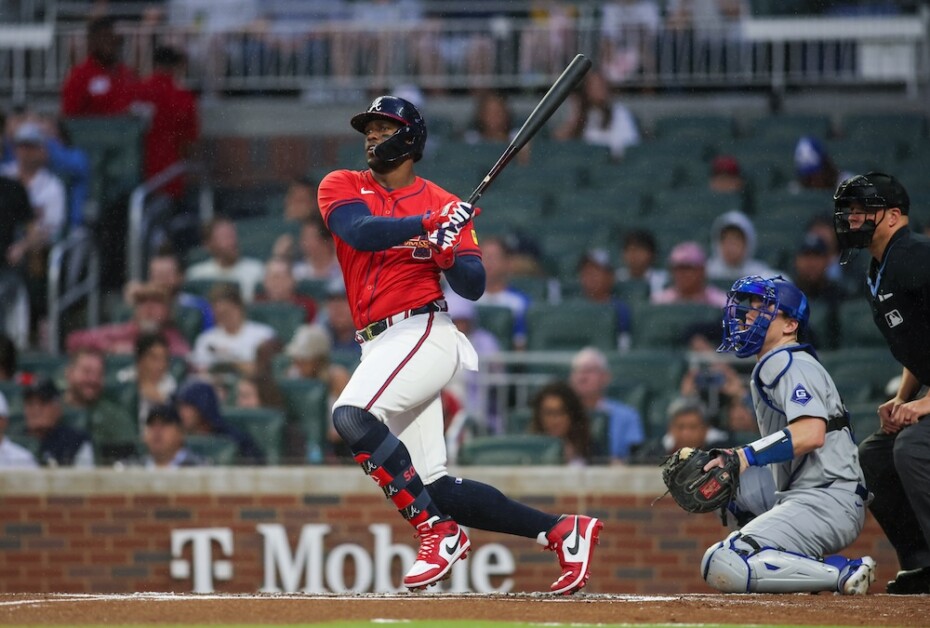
[[867, 227, 930, 386]]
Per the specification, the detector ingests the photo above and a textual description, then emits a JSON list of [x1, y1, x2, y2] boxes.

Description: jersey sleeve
[[897, 237, 930, 291], [318, 170, 363, 226], [455, 220, 482, 257], [769, 358, 831, 424]]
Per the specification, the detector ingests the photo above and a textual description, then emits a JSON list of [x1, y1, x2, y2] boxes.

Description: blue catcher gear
[[351, 95, 427, 163], [717, 276, 810, 358], [833, 171, 909, 264]]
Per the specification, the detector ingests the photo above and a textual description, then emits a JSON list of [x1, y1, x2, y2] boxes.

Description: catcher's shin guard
[[702, 532, 874, 594]]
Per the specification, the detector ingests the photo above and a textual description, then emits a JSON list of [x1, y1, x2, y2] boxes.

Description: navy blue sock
[[427, 475, 560, 539]]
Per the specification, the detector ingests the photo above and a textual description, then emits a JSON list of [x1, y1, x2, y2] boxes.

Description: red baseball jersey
[[318, 169, 481, 329], [61, 57, 138, 117]]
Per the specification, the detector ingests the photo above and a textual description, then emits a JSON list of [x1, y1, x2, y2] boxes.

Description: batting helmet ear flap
[[373, 124, 426, 164]]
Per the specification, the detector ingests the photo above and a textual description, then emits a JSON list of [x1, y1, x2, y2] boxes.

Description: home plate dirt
[[0, 592, 924, 626]]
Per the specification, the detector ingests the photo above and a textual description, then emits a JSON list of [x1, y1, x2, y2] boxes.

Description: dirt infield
[[0, 592, 925, 626]]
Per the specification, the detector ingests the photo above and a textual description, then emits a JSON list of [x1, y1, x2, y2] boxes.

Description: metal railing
[[127, 161, 214, 283], [0, 271, 30, 350], [2, 12, 928, 100], [47, 226, 100, 354]]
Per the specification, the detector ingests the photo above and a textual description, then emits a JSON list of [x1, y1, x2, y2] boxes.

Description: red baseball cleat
[[539, 514, 603, 595], [403, 516, 471, 590]]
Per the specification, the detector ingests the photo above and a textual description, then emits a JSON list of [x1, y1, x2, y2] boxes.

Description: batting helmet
[[350, 95, 427, 163], [717, 275, 810, 358], [833, 172, 909, 263]]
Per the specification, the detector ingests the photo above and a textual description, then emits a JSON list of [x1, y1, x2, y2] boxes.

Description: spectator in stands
[[475, 235, 531, 350], [320, 278, 362, 357], [291, 217, 341, 282], [599, 0, 660, 84], [135, 46, 199, 198], [140, 403, 204, 468], [1, 122, 66, 244], [630, 395, 726, 465], [616, 228, 668, 299], [552, 69, 640, 159], [678, 322, 752, 433], [61, 16, 138, 117], [463, 91, 515, 144], [175, 379, 264, 465], [792, 135, 852, 192], [256, 257, 317, 323], [63, 349, 137, 463], [792, 233, 845, 350], [651, 241, 727, 307], [568, 347, 644, 464], [709, 155, 745, 194], [141, 248, 214, 332], [114, 332, 177, 432], [530, 381, 594, 466], [23, 377, 94, 467], [574, 248, 633, 350], [0, 174, 33, 346], [284, 323, 351, 461], [185, 217, 265, 302], [0, 390, 37, 468], [272, 178, 322, 260], [805, 212, 863, 298], [67, 282, 190, 356], [190, 283, 276, 376], [519, 1, 577, 79], [706, 210, 779, 282]]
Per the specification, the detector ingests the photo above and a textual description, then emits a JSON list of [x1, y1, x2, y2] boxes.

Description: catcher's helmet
[[717, 275, 810, 358], [833, 172, 909, 264], [350, 95, 427, 163]]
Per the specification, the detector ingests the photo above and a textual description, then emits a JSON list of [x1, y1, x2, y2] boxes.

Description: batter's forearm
[[328, 203, 425, 251], [444, 254, 485, 300]]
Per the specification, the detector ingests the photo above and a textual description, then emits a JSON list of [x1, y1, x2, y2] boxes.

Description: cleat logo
[[361, 460, 378, 474], [566, 519, 581, 556]]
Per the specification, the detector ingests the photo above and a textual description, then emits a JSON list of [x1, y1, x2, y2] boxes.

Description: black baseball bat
[[465, 53, 592, 206]]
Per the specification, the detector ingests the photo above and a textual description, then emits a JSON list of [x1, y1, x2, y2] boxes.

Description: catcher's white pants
[[333, 311, 478, 484]]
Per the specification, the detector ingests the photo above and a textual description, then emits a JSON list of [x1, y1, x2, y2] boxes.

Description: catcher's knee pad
[[703, 532, 841, 594]]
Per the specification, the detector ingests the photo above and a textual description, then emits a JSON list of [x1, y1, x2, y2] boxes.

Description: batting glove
[[421, 201, 475, 234], [427, 224, 457, 250]]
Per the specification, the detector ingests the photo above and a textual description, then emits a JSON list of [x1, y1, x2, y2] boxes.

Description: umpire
[[834, 172, 930, 594]]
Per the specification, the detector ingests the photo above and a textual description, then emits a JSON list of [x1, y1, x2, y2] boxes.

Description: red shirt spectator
[[61, 17, 138, 117], [135, 47, 199, 195]]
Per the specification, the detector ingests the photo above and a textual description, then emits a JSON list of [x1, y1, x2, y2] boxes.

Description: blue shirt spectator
[[569, 347, 644, 462]]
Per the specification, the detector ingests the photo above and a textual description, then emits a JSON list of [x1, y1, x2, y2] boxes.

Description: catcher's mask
[[833, 171, 909, 264], [351, 95, 427, 165], [717, 275, 810, 358]]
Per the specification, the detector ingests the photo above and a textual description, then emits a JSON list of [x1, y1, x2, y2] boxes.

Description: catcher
[[663, 275, 876, 594]]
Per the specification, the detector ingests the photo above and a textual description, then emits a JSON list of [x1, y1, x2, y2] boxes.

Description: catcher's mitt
[[660, 447, 741, 514]]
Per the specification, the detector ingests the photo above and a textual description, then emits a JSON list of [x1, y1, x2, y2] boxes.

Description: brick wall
[[0, 468, 897, 594]]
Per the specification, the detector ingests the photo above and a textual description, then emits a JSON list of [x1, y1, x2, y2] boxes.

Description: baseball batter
[[317, 95, 601, 593], [703, 275, 876, 594]]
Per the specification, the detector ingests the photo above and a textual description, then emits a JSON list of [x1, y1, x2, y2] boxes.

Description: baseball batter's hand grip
[[465, 53, 592, 206]]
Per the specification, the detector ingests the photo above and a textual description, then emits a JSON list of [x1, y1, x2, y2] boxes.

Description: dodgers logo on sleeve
[[790, 383, 812, 406]]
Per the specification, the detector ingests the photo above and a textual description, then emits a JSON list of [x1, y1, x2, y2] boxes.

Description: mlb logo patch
[[885, 309, 904, 328], [791, 384, 812, 406]]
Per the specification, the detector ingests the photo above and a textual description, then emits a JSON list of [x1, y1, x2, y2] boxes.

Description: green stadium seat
[[456, 434, 564, 465], [631, 303, 722, 349], [607, 349, 687, 396], [653, 115, 736, 141], [475, 304, 514, 351], [526, 302, 617, 352], [236, 217, 300, 260], [246, 301, 306, 342], [17, 352, 68, 381], [748, 114, 832, 142], [820, 348, 900, 404], [223, 407, 286, 465], [276, 378, 330, 463], [185, 434, 240, 465], [838, 300, 887, 348], [181, 278, 238, 299], [509, 275, 553, 302], [61, 116, 145, 210], [652, 188, 746, 222], [0, 381, 23, 415], [843, 112, 927, 156]]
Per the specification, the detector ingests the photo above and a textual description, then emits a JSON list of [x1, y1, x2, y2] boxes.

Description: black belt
[[818, 480, 869, 501], [355, 299, 448, 343]]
